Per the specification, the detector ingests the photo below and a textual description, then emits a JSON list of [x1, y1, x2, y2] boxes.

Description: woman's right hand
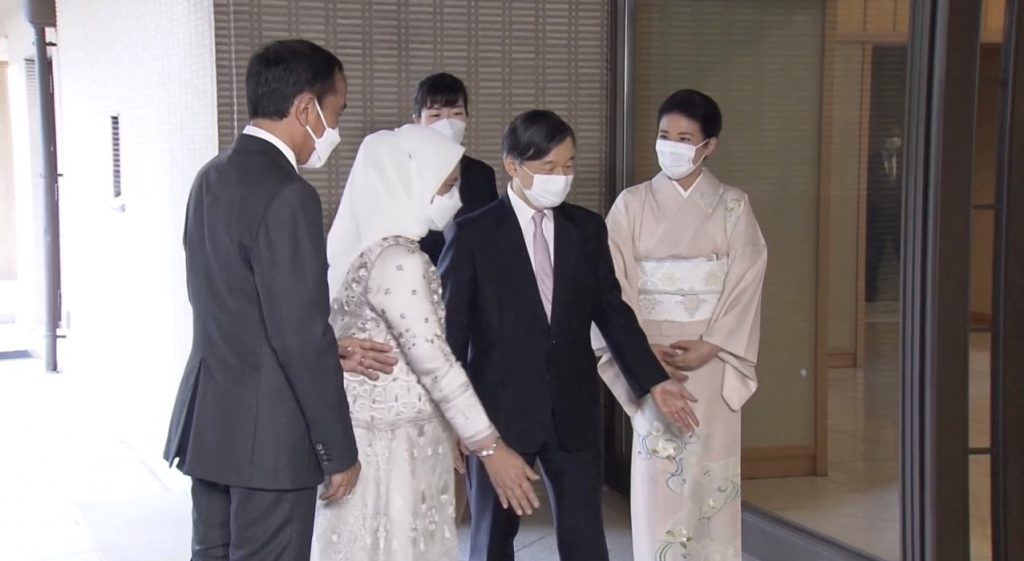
[[478, 441, 542, 516], [652, 343, 690, 383]]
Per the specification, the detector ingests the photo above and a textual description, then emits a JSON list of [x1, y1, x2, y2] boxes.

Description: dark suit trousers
[[466, 436, 608, 561], [190, 478, 317, 561], [866, 201, 901, 301]]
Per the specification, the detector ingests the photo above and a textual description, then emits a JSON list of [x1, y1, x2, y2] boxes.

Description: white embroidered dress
[[314, 125, 494, 561], [312, 236, 494, 561]]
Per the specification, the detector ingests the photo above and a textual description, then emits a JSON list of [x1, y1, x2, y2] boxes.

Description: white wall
[[0, 1, 44, 351], [0, 58, 16, 281], [54, 0, 217, 484]]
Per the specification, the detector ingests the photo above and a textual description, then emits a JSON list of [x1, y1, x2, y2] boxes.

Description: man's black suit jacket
[[439, 194, 667, 452], [420, 155, 497, 264]]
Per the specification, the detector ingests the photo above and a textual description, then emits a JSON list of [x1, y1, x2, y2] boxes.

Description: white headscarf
[[326, 124, 465, 298]]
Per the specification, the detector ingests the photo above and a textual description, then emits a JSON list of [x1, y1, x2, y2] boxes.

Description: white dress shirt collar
[[243, 124, 298, 171], [507, 184, 554, 227]]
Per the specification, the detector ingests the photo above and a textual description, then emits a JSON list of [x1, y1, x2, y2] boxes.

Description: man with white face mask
[[412, 72, 498, 264], [440, 110, 700, 561], [164, 40, 362, 560]]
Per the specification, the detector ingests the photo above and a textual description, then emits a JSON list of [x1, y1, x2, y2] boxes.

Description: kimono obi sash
[[636, 255, 727, 323]]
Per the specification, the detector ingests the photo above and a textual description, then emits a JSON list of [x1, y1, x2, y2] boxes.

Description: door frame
[[900, 1, 982, 560], [991, 1, 1024, 559]]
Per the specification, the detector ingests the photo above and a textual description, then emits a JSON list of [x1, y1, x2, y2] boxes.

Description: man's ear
[[292, 92, 317, 128], [503, 156, 518, 178]]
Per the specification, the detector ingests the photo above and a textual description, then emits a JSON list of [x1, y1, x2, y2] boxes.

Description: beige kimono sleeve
[[701, 193, 768, 411], [592, 190, 645, 417]]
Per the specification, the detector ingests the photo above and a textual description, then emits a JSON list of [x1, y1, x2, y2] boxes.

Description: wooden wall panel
[[865, 0, 898, 33], [895, 0, 912, 34], [836, 0, 1005, 43], [743, 446, 817, 479], [984, 0, 1007, 40], [838, 0, 867, 35]]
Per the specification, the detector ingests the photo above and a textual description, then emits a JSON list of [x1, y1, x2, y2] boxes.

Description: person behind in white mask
[[313, 124, 540, 561], [440, 110, 699, 561], [596, 88, 767, 561], [411, 72, 499, 265]]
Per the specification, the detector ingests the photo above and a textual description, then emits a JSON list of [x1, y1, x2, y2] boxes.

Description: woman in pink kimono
[[594, 90, 767, 561]]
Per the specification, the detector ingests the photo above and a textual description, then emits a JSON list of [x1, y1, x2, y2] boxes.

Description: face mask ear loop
[[694, 138, 712, 167], [515, 161, 534, 190]]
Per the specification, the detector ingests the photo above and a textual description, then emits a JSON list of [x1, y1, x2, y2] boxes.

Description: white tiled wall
[[54, 0, 217, 484]]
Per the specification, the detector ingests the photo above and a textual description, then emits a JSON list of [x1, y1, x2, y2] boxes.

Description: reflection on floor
[[743, 307, 992, 561]]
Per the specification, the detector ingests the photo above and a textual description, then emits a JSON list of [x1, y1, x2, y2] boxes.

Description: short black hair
[[502, 110, 576, 162], [413, 73, 469, 116], [657, 89, 723, 139], [246, 39, 344, 120]]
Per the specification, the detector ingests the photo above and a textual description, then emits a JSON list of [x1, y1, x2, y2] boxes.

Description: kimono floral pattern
[[636, 422, 741, 561], [636, 258, 728, 323]]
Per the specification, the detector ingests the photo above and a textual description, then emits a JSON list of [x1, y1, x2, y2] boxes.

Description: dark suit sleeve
[[251, 182, 358, 475], [591, 217, 668, 399], [867, 153, 882, 202], [476, 164, 498, 206], [459, 158, 498, 214], [419, 231, 445, 266], [439, 220, 476, 365], [425, 160, 497, 266]]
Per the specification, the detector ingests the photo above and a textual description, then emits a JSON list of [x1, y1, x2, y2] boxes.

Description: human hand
[[650, 380, 700, 433], [338, 336, 398, 380], [320, 461, 361, 502], [453, 439, 467, 475], [652, 344, 691, 382], [478, 440, 542, 516], [668, 339, 721, 371]]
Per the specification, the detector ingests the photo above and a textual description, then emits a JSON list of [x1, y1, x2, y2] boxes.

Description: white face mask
[[656, 138, 708, 180], [429, 118, 467, 145], [300, 100, 341, 170], [426, 184, 463, 231], [518, 166, 573, 209]]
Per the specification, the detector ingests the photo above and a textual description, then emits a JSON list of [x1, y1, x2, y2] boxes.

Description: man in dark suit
[[866, 126, 904, 302], [412, 72, 498, 264], [164, 40, 361, 560], [440, 110, 699, 561]]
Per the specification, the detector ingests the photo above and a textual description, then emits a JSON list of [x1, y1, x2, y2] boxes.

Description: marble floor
[[743, 305, 993, 561]]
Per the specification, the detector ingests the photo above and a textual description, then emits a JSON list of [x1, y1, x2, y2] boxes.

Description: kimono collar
[[652, 170, 725, 214]]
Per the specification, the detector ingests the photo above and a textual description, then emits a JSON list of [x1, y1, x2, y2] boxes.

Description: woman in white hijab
[[313, 125, 540, 561]]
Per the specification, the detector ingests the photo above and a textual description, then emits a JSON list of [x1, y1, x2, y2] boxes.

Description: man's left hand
[[650, 381, 700, 434], [338, 337, 398, 380]]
